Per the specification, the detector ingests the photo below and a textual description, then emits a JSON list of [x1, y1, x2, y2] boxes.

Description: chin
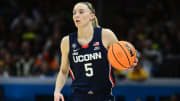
[[76, 24, 84, 28]]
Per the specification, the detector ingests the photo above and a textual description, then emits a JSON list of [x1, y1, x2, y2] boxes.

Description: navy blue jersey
[[68, 27, 115, 92]]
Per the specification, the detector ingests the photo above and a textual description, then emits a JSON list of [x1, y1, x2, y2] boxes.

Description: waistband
[[72, 88, 112, 95]]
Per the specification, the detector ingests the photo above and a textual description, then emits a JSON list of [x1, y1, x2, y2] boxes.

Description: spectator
[[16, 52, 34, 76], [142, 39, 162, 77], [127, 62, 148, 81]]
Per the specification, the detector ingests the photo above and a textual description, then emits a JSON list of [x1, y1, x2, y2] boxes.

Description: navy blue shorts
[[68, 89, 115, 101]]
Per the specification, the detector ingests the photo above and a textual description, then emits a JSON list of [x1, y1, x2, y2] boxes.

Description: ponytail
[[78, 2, 100, 28], [92, 16, 100, 28]]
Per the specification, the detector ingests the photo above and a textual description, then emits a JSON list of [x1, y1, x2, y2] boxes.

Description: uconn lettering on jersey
[[73, 52, 102, 63]]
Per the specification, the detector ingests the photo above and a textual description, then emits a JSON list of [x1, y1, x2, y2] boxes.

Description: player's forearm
[[54, 70, 69, 93]]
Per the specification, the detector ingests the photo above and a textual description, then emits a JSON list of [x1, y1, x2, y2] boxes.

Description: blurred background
[[0, 0, 180, 101]]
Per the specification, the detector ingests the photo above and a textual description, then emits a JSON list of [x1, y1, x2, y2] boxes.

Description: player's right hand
[[54, 92, 64, 101]]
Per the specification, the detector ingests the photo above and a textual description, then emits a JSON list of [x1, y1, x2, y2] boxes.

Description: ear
[[90, 13, 95, 20]]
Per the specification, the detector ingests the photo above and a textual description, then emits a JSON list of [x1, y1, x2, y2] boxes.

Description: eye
[[79, 11, 84, 14]]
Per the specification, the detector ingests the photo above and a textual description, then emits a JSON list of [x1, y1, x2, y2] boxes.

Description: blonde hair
[[77, 2, 100, 28]]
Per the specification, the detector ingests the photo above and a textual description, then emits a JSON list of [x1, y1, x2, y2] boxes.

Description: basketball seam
[[112, 44, 129, 69], [116, 42, 131, 67]]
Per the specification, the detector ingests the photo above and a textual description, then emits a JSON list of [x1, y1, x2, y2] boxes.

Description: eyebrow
[[73, 9, 85, 12]]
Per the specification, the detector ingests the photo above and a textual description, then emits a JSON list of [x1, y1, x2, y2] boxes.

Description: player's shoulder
[[102, 28, 115, 37], [60, 35, 70, 53], [61, 35, 69, 47], [101, 27, 118, 47], [102, 28, 113, 33], [61, 35, 69, 42]]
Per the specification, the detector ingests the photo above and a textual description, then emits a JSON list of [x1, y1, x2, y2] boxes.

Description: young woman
[[54, 2, 138, 101]]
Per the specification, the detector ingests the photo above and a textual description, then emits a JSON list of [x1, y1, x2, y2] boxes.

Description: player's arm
[[54, 35, 70, 101], [102, 28, 138, 67], [102, 28, 119, 49]]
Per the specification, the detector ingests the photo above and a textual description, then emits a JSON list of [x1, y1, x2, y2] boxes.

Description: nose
[[73, 13, 80, 19], [74, 15, 78, 19]]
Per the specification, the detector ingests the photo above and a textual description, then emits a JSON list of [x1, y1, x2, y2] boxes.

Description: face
[[73, 3, 94, 28]]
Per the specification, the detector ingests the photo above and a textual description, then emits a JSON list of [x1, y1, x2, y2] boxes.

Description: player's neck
[[77, 25, 94, 38]]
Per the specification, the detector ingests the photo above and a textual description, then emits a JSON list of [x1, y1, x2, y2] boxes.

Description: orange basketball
[[108, 41, 137, 70]]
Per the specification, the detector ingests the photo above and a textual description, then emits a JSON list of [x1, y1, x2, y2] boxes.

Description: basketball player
[[54, 2, 138, 101]]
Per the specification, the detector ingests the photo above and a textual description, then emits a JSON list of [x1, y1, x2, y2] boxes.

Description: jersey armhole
[[68, 33, 73, 61], [98, 28, 108, 50]]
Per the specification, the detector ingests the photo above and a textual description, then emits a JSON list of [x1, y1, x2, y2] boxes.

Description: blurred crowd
[[108, 0, 180, 79], [0, 0, 180, 79], [0, 0, 71, 77]]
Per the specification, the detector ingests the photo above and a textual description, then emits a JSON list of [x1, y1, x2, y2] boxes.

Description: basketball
[[108, 41, 137, 70]]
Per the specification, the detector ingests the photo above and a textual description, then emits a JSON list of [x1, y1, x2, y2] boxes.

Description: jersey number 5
[[84, 63, 94, 77]]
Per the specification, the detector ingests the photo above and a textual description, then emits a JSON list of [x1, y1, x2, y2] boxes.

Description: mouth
[[75, 20, 80, 23]]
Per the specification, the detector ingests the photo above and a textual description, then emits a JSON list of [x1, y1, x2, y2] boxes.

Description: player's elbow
[[60, 66, 69, 75]]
